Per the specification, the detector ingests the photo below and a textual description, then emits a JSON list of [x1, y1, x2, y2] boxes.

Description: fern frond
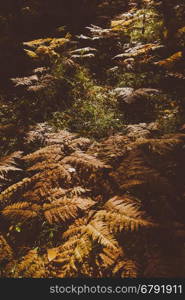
[[0, 152, 22, 175], [23, 165, 72, 203], [0, 235, 13, 263], [67, 186, 91, 197], [23, 145, 63, 163], [43, 196, 95, 224], [52, 233, 92, 277], [62, 217, 87, 240], [2, 202, 39, 222], [62, 152, 110, 173], [95, 196, 154, 232], [0, 177, 35, 204], [113, 259, 138, 278], [98, 247, 122, 268], [139, 135, 185, 155], [155, 51, 183, 69], [13, 249, 46, 278], [86, 220, 119, 250], [25, 123, 76, 146], [28, 162, 63, 172], [44, 130, 77, 146]]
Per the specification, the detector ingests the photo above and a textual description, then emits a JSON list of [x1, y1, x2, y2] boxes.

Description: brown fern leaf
[[48, 187, 68, 199], [43, 196, 95, 224], [113, 259, 138, 278], [110, 146, 170, 192], [0, 235, 13, 263], [86, 220, 119, 250], [44, 130, 77, 146], [49, 216, 120, 277], [2, 202, 40, 222], [98, 247, 123, 268], [56, 234, 92, 277], [28, 161, 64, 172], [0, 177, 36, 205], [23, 165, 72, 203], [95, 196, 154, 232], [49, 218, 92, 277], [13, 249, 46, 278], [62, 217, 88, 240], [155, 51, 183, 69], [62, 152, 111, 175], [0, 235, 15, 278], [25, 123, 76, 146], [0, 151, 22, 176], [95, 134, 130, 162], [67, 186, 91, 197], [132, 134, 185, 156], [23, 145, 63, 163]]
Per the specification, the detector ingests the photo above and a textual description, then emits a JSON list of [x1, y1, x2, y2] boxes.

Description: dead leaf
[[47, 248, 58, 262]]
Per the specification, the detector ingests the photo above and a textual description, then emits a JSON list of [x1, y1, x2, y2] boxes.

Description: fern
[[0, 152, 22, 176], [43, 196, 95, 224], [95, 196, 154, 233], [155, 52, 183, 69], [62, 152, 111, 174], [0, 152, 23, 191], [2, 202, 39, 223], [0, 235, 13, 263], [13, 249, 46, 278]]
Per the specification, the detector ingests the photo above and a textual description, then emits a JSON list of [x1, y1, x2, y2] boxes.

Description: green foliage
[[111, 8, 165, 43], [50, 85, 124, 139], [115, 72, 162, 89]]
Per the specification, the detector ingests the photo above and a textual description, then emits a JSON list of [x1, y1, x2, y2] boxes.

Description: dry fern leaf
[[23, 165, 72, 203], [28, 161, 64, 172], [155, 52, 183, 69], [44, 130, 77, 146], [53, 234, 92, 277], [114, 43, 162, 59], [0, 235, 13, 263], [53, 217, 121, 277], [0, 151, 22, 176], [2, 202, 39, 222], [23, 145, 63, 163], [52, 219, 91, 276], [86, 220, 119, 250], [62, 217, 87, 240], [99, 247, 123, 268], [139, 135, 185, 155], [0, 177, 35, 204], [113, 259, 138, 278], [48, 187, 68, 199], [110, 147, 164, 191], [62, 152, 110, 173], [43, 196, 95, 224], [67, 186, 91, 197], [95, 196, 154, 232], [25, 124, 76, 146], [13, 249, 46, 278], [23, 38, 53, 48]]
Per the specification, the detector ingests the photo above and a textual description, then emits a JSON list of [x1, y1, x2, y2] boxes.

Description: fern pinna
[[0, 126, 185, 277]]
